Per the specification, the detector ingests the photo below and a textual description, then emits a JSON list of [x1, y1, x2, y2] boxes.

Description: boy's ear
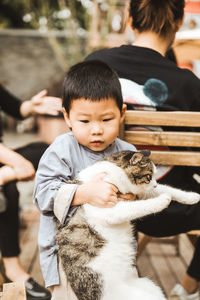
[[62, 108, 72, 128], [120, 104, 126, 123]]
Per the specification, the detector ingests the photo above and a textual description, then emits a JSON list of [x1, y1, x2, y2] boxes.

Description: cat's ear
[[130, 152, 143, 165], [140, 150, 151, 157]]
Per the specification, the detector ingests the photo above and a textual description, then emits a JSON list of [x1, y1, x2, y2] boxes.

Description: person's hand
[[73, 173, 119, 208], [13, 157, 35, 181], [117, 193, 136, 201], [30, 89, 62, 116], [20, 89, 62, 117]]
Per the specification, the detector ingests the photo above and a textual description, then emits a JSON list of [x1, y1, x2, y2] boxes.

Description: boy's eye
[[103, 118, 113, 122], [80, 120, 89, 123]]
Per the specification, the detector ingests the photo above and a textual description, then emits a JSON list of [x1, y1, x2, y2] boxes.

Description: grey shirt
[[33, 132, 136, 287]]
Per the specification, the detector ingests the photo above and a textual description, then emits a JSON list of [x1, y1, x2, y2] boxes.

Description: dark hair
[[63, 60, 123, 113], [129, 0, 185, 37], [165, 48, 177, 64]]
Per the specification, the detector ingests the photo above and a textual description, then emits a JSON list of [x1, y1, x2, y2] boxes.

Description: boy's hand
[[118, 193, 136, 201], [73, 173, 119, 208]]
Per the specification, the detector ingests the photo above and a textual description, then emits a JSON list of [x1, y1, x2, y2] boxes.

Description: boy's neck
[[132, 31, 174, 56]]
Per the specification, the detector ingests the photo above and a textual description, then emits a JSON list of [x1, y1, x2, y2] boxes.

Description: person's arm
[[0, 143, 35, 182], [0, 85, 23, 119], [0, 166, 17, 185], [0, 85, 62, 119], [20, 89, 62, 118]]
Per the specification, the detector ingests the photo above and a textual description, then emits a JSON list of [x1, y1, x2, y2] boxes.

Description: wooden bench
[[0, 282, 26, 300], [120, 110, 200, 256]]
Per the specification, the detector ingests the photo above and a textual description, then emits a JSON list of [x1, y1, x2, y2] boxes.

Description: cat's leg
[[103, 278, 166, 300], [85, 193, 171, 225], [155, 184, 200, 205], [130, 278, 166, 300]]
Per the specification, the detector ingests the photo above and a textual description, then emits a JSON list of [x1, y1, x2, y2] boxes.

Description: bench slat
[[2, 282, 26, 300], [125, 131, 200, 147], [124, 110, 200, 256], [150, 151, 200, 166], [125, 111, 200, 127]]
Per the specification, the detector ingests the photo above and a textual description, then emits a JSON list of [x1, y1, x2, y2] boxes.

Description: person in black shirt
[[0, 85, 61, 300], [86, 0, 200, 299]]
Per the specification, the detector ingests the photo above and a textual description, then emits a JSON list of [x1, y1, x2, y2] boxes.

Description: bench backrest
[[120, 111, 200, 166]]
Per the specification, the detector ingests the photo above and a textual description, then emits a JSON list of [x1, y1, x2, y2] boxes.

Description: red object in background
[[185, 1, 200, 13]]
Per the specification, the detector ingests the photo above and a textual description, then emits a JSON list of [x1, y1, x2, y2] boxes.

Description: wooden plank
[[2, 282, 26, 300], [150, 151, 200, 166], [179, 234, 193, 267], [20, 222, 39, 274], [187, 230, 200, 235], [137, 233, 153, 257], [0, 274, 4, 287], [125, 131, 200, 147], [137, 249, 161, 286], [19, 220, 44, 286], [125, 111, 200, 127], [145, 242, 176, 296], [160, 241, 187, 284], [30, 249, 44, 285], [137, 235, 194, 298]]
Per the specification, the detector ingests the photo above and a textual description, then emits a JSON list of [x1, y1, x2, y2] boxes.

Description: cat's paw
[[155, 193, 171, 211], [162, 193, 172, 207], [182, 192, 200, 205]]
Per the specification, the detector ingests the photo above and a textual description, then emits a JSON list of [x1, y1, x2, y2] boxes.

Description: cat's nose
[[153, 181, 157, 188]]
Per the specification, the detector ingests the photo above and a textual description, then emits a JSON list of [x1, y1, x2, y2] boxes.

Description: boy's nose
[[90, 123, 103, 134]]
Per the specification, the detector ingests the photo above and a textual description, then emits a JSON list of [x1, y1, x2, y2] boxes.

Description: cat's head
[[105, 150, 157, 191]]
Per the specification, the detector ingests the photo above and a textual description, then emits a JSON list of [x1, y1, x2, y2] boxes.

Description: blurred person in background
[[0, 85, 62, 300]]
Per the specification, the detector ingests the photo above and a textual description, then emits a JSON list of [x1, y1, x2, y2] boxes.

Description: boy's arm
[[54, 173, 121, 223], [54, 183, 79, 223], [34, 141, 137, 223], [34, 144, 78, 223], [54, 174, 137, 223]]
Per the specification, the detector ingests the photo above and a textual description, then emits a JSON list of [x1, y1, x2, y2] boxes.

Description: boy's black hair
[[63, 60, 123, 113]]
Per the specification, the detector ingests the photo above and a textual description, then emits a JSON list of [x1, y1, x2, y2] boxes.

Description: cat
[[56, 150, 200, 300]]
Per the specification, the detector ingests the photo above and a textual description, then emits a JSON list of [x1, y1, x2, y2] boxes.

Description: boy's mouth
[[90, 140, 104, 146]]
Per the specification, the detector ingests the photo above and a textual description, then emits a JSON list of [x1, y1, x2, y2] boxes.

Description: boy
[[34, 60, 136, 299]]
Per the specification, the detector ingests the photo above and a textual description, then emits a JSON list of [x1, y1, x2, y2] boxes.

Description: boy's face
[[63, 98, 126, 152]]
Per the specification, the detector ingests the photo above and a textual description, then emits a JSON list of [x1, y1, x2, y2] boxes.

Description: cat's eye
[[146, 175, 152, 181]]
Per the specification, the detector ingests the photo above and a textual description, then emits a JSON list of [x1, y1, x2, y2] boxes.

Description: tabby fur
[[56, 150, 200, 300]]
